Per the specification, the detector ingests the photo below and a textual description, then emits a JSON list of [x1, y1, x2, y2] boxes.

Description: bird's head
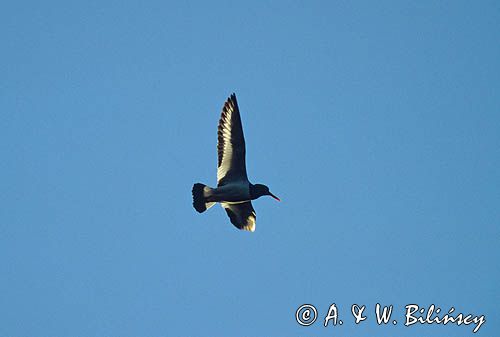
[[251, 184, 280, 201]]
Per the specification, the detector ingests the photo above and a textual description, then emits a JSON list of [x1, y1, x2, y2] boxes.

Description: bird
[[192, 93, 280, 232]]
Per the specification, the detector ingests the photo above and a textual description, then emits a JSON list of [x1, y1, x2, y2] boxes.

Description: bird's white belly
[[207, 182, 250, 203]]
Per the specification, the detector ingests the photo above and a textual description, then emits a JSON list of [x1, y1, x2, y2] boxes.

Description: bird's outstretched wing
[[217, 93, 248, 186], [221, 202, 256, 232]]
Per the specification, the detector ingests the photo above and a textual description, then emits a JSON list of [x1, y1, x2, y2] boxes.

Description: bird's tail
[[192, 183, 216, 213]]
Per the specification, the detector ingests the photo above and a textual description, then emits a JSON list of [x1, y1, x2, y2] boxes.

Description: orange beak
[[269, 192, 280, 201]]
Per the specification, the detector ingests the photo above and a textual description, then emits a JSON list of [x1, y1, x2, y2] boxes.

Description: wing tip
[[223, 204, 256, 232], [221, 92, 237, 114], [245, 225, 256, 232], [228, 92, 237, 106], [243, 213, 256, 232]]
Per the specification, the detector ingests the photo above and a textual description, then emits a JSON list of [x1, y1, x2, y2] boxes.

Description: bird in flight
[[192, 93, 280, 232]]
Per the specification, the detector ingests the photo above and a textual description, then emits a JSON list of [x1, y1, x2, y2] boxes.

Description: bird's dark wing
[[221, 202, 256, 232], [217, 93, 248, 186]]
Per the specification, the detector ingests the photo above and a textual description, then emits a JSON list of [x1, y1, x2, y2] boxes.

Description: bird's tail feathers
[[192, 183, 215, 213]]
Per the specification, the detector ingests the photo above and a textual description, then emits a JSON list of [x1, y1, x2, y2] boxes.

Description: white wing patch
[[217, 112, 234, 182], [216, 94, 248, 186]]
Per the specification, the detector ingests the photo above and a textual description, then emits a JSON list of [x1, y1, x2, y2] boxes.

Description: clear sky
[[1, 1, 499, 336]]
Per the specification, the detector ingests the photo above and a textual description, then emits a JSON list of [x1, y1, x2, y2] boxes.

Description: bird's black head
[[250, 184, 280, 201]]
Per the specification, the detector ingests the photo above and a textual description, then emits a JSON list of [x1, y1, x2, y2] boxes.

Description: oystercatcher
[[192, 93, 280, 232]]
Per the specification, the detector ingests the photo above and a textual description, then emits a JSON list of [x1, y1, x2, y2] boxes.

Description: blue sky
[[1, 1, 499, 336]]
